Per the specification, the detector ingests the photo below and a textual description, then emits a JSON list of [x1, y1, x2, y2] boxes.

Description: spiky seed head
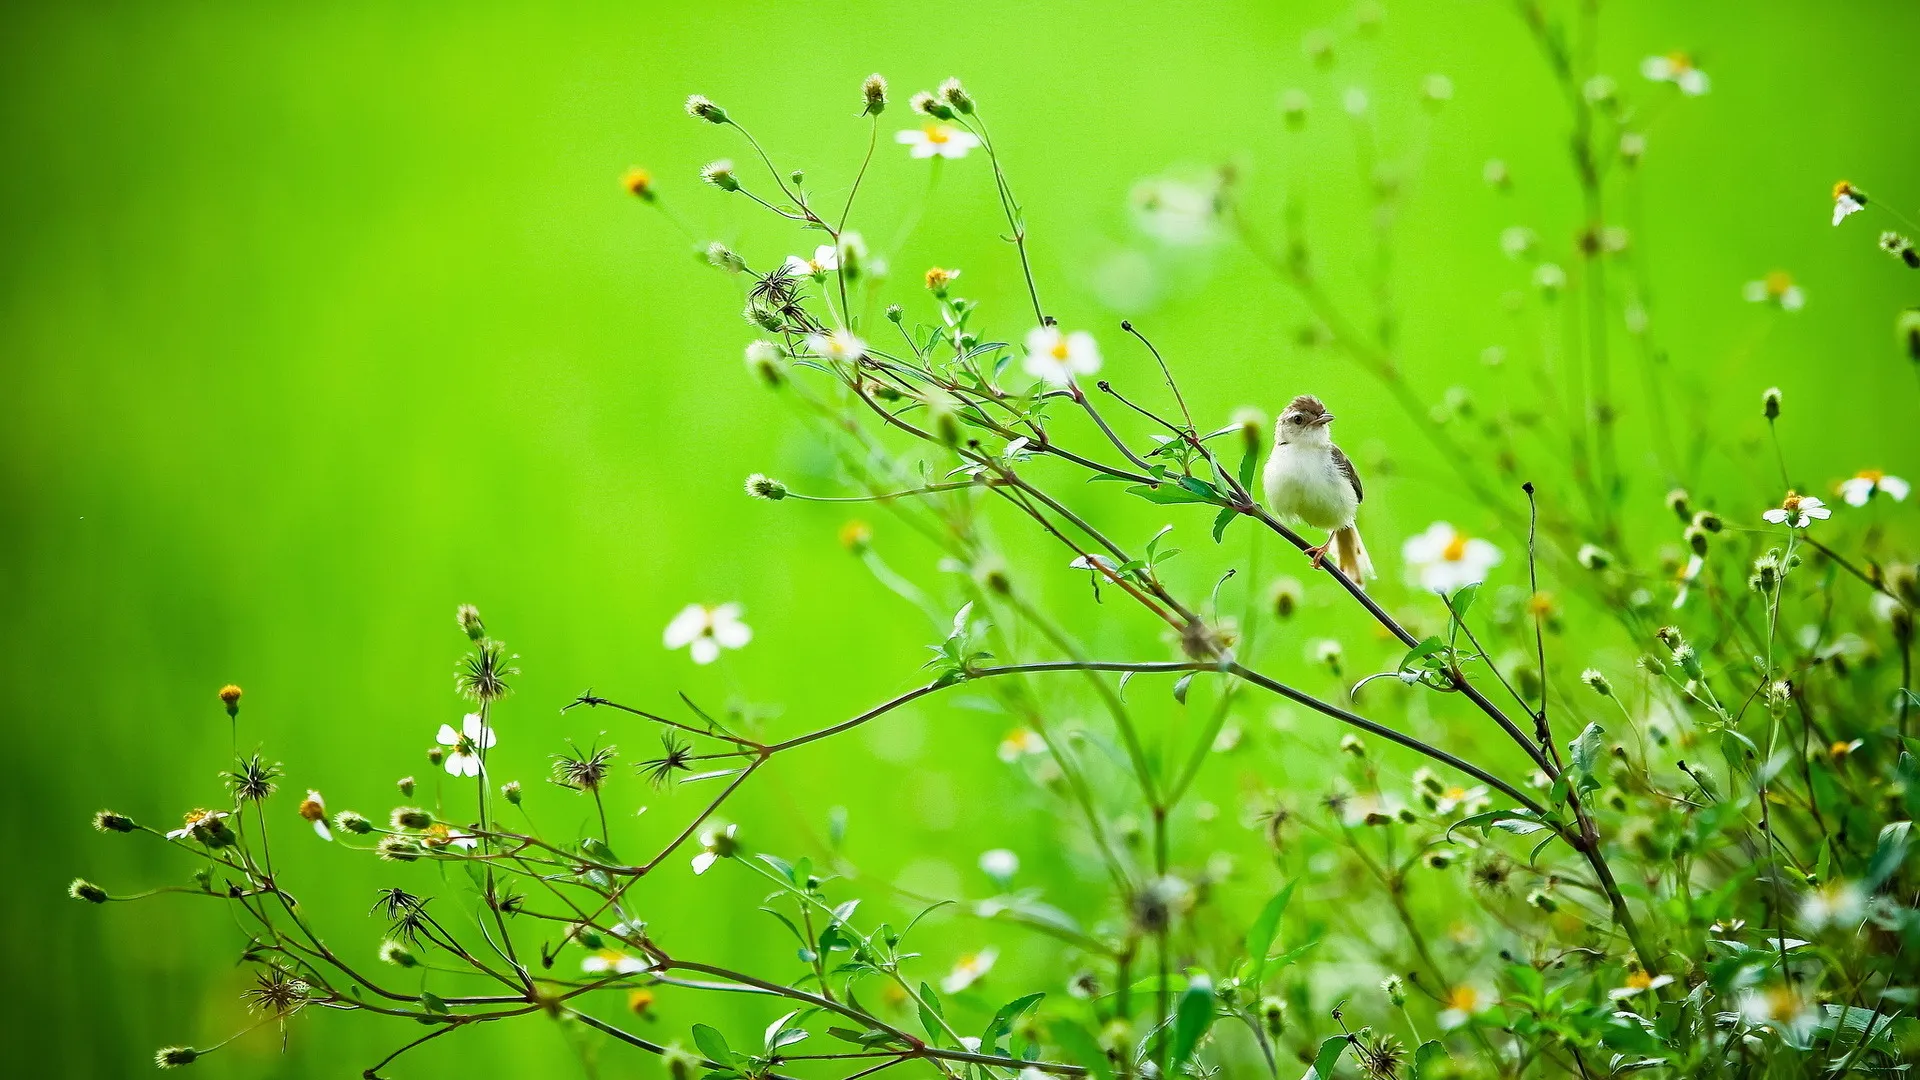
[[69, 878, 108, 903], [684, 95, 727, 124], [910, 91, 953, 120], [376, 836, 422, 862], [1762, 386, 1782, 419], [553, 743, 618, 793], [227, 754, 281, 803], [379, 939, 418, 967], [333, 810, 373, 835], [700, 160, 739, 192], [705, 242, 745, 273], [93, 810, 136, 833], [502, 780, 523, 805], [391, 807, 433, 830], [862, 73, 888, 114], [396, 775, 415, 797], [1581, 669, 1613, 697], [457, 638, 516, 703], [456, 604, 485, 640], [938, 77, 974, 114], [155, 1047, 199, 1068], [745, 474, 787, 500]]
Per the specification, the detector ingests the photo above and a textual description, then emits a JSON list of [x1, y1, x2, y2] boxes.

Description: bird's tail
[[1333, 525, 1373, 589]]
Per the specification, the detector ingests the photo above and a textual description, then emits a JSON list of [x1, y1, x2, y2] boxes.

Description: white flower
[[1022, 325, 1100, 387], [1838, 470, 1910, 506], [997, 727, 1047, 763], [1672, 553, 1704, 610], [298, 790, 331, 840], [1738, 985, 1819, 1041], [1402, 522, 1503, 594], [1433, 785, 1490, 817], [1800, 880, 1866, 930], [663, 603, 753, 664], [802, 330, 867, 363], [1129, 174, 1221, 246], [436, 713, 496, 778], [1761, 492, 1831, 529], [1743, 271, 1804, 311], [1500, 226, 1536, 259], [1641, 52, 1709, 95], [896, 122, 979, 159], [1437, 984, 1491, 1030], [941, 947, 998, 994], [582, 948, 651, 975], [1608, 971, 1675, 1001], [692, 823, 738, 875], [1833, 182, 1866, 226], [784, 245, 838, 277], [978, 849, 1019, 881], [1342, 87, 1369, 115]]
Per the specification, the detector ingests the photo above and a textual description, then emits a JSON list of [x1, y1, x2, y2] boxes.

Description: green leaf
[[1243, 880, 1297, 989], [916, 982, 945, 1043], [980, 992, 1045, 1051], [418, 990, 449, 1015], [1447, 808, 1551, 840], [1867, 820, 1911, 888], [1051, 1020, 1115, 1080], [1304, 1034, 1351, 1080], [580, 837, 618, 863], [1568, 722, 1605, 794], [692, 1023, 733, 1066], [1445, 582, 1480, 620], [1127, 482, 1216, 506], [1168, 973, 1216, 1067], [1411, 1040, 1447, 1080], [1398, 636, 1448, 673], [1212, 506, 1239, 543], [1173, 672, 1195, 704]]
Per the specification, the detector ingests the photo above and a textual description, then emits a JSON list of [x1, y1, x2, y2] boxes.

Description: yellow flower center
[[1444, 986, 1480, 1012], [923, 123, 951, 144], [1444, 786, 1468, 801], [1666, 51, 1693, 71], [1782, 491, 1803, 511], [1856, 469, 1884, 483], [1050, 340, 1071, 361], [1830, 740, 1853, 758], [1625, 970, 1654, 990], [1528, 591, 1554, 616], [1441, 533, 1469, 561], [1764, 270, 1792, 297], [1834, 179, 1855, 199]]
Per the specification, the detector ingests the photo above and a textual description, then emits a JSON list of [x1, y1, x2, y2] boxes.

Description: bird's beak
[[1312, 413, 1336, 427]]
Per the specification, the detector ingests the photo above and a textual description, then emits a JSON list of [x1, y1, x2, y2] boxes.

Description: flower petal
[[663, 605, 707, 648]]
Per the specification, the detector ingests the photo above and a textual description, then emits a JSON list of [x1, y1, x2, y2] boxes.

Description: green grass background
[[3, 0, 1917, 1075]]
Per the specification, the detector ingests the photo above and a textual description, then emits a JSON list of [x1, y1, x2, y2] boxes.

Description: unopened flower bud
[[1619, 132, 1646, 165], [1683, 525, 1709, 556], [1527, 889, 1557, 912], [1581, 669, 1613, 697], [1762, 386, 1782, 420], [1665, 488, 1692, 522], [1381, 975, 1407, 1006], [1279, 89, 1310, 129], [1423, 850, 1454, 870], [621, 167, 655, 201], [700, 160, 739, 192], [93, 810, 136, 833], [1692, 510, 1723, 533], [1340, 733, 1366, 757], [911, 91, 954, 120], [391, 807, 433, 830], [884, 304, 904, 324], [938, 77, 974, 114], [377, 835, 422, 862], [379, 940, 418, 967], [924, 266, 959, 293], [69, 878, 108, 903], [334, 810, 372, 835], [1576, 543, 1611, 570], [457, 604, 485, 640], [502, 780, 523, 805], [155, 1047, 199, 1068], [744, 474, 787, 500], [1898, 308, 1920, 361], [705, 241, 745, 273], [745, 302, 783, 333], [396, 775, 415, 797], [862, 73, 888, 114], [684, 95, 727, 124], [1270, 577, 1303, 619], [426, 746, 444, 766], [839, 520, 872, 554], [1232, 407, 1267, 456], [743, 340, 784, 387], [218, 684, 242, 717]]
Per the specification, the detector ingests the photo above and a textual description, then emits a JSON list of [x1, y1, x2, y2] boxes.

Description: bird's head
[[1275, 394, 1336, 444]]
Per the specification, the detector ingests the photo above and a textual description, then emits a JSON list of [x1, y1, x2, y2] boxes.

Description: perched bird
[[1262, 394, 1374, 585]]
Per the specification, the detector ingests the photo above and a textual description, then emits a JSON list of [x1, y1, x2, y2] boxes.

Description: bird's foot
[[1304, 542, 1330, 570]]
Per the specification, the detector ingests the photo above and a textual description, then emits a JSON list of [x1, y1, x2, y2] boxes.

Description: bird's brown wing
[[1331, 445, 1363, 503]]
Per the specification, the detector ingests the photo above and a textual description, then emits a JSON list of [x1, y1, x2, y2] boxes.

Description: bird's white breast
[[1262, 443, 1358, 531]]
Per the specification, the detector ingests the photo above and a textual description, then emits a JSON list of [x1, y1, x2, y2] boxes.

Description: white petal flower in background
[[1437, 984, 1491, 1030], [896, 122, 980, 159], [1023, 325, 1100, 387], [664, 603, 753, 665], [1672, 554, 1704, 609], [978, 848, 1019, 882], [1838, 470, 1909, 506], [1832, 181, 1867, 226], [1641, 52, 1709, 95], [802, 330, 867, 363], [1402, 522, 1503, 594], [783, 245, 838, 277], [941, 946, 998, 994], [1799, 880, 1866, 930], [997, 727, 1047, 763], [1761, 492, 1831, 529], [1743, 271, 1804, 311], [298, 790, 331, 840], [436, 713, 497, 778], [1129, 173, 1222, 246], [1608, 970, 1676, 1001], [692, 823, 738, 875], [582, 948, 651, 975]]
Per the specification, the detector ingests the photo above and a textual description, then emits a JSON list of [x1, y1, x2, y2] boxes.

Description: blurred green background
[[4, 0, 1916, 1074]]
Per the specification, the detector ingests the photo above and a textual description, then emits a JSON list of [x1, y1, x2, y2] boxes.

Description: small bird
[[1262, 394, 1374, 585]]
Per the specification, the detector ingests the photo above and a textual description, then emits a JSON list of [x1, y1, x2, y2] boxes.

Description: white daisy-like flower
[[663, 603, 752, 665], [1737, 984, 1819, 1042], [1437, 984, 1492, 1030], [1743, 271, 1805, 311], [582, 948, 651, 975], [997, 727, 1047, 763], [978, 849, 1019, 881], [691, 823, 738, 875], [1800, 880, 1866, 930], [436, 713, 496, 778], [896, 122, 980, 159], [166, 809, 230, 842], [1608, 970, 1676, 1001], [298, 790, 332, 840], [1402, 522, 1503, 594], [941, 946, 999, 994], [784, 245, 838, 277], [1673, 553, 1704, 610], [1832, 181, 1867, 227], [1838, 469, 1910, 506], [802, 329, 867, 363], [1022, 325, 1100, 387], [1640, 51, 1709, 95], [1433, 785, 1490, 817], [1761, 492, 1831, 529]]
